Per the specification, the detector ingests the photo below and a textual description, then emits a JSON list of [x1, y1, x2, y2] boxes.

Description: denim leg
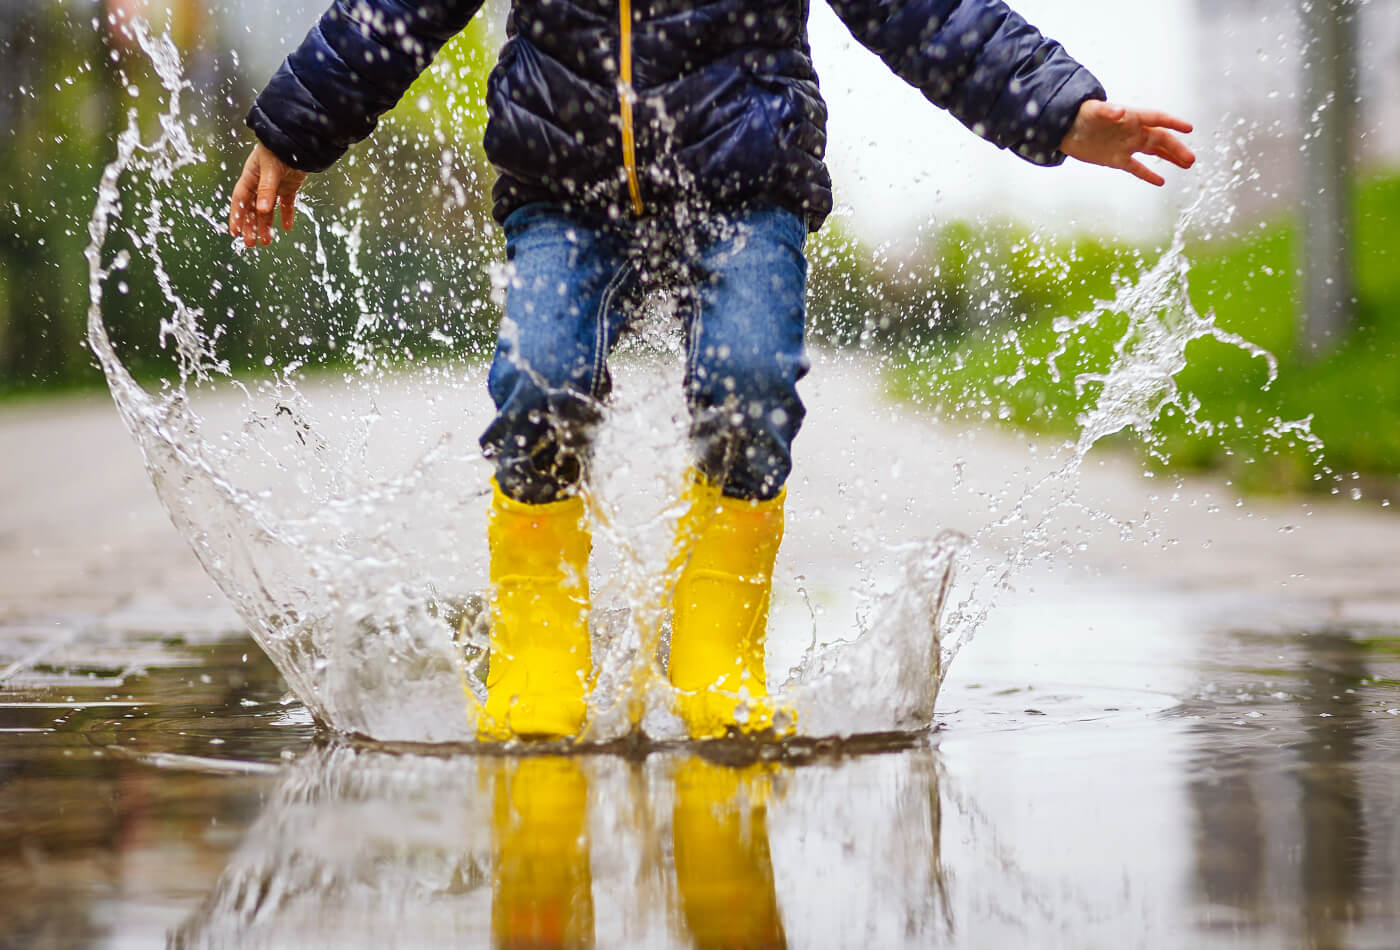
[[683, 207, 810, 501], [481, 204, 635, 503]]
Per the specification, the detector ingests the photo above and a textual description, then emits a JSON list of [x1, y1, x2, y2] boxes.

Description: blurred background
[[1, 0, 1396, 492]]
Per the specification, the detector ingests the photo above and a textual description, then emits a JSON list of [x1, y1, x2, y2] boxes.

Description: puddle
[[4, 589, 1398, 948]]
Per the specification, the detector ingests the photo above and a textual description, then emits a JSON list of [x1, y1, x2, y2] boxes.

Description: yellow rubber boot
[[491, 757, 594, 946], [672, 758, 786, 947], [478, 480, 592, 741], [667, 479, 793, 739]]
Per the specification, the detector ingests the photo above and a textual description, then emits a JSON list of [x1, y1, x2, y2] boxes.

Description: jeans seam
[[590, 261, 631, 400]]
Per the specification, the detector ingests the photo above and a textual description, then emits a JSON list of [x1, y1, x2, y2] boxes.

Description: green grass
[[890, 173, 1400, 494]]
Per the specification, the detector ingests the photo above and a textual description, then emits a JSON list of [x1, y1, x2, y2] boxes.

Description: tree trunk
[[1298, 0, 1359, 357]]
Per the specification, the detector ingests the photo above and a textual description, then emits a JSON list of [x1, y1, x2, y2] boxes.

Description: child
[[229, 0, 1193, 741]]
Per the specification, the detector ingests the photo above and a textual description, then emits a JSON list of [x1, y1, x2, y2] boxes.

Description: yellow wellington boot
[[667, 478, 793, 739], [673, 758, 786, 948], [479, 480, 592, 741]]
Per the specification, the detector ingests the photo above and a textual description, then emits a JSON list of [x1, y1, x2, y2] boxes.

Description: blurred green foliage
[[890, 173, 1400, 493], [0, 2, 501, 395], [807, 214, 1134, 350], [0, 5, 120, 390]]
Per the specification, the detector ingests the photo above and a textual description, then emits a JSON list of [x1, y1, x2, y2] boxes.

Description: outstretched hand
[[228, 143, 308, 247], [1060, 100, 1195, 186]]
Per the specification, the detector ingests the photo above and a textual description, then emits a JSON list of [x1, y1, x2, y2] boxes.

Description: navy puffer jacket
[[248, 0, 1105, 230]]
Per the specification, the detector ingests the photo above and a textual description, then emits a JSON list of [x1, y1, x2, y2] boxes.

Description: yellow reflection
[[672, 758, 787, 949], [490, 757, 594, 949]]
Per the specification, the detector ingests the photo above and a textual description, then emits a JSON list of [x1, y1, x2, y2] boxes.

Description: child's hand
[[228, 143, 308, 248], [1059, 101, 1195, 186]]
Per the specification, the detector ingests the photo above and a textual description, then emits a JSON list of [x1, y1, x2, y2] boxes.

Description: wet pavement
[[4, 592, 1398, 948], [3, 362, 1400, 948]]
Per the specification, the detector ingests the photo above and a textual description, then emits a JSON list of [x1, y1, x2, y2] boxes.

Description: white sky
[[236, 0, 1201, 243], [808, 0, 1200, 243]]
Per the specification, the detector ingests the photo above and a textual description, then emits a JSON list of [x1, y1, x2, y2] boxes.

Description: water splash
[[86, 25, 481, 742], [927, 154, 1327, 664], [84, 24, 1319, 745]]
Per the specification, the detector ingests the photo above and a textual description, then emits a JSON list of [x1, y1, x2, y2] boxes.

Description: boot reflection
[[672, 758, 787, 949], [491, 757, 594, 948]]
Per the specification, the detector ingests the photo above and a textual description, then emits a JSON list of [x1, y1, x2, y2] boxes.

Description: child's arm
[[824, 0, 1189, 179], [228, 0, 485, 248]]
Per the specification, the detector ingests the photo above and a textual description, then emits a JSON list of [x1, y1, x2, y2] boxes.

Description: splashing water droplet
[[82, 22, 1324, 746]]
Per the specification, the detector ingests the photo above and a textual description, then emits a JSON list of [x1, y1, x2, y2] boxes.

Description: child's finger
[[1137, 110, 1192, 135], [256, 171, 281, 245], [1145, 129, 1195, 169], [229, 175, 255, 238], [1125, 157, 1165, 187], [277, 180, 302, 235], [279, 188, 297, 232], [1155, 133, 1195, 168]]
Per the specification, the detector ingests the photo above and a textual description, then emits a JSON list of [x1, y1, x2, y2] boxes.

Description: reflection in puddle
[[491, 757, 595, 948], [170, 742, 946, 949], [673, 759, 785, 949], [4, 616, 1399, 947], [1184, 629, 1395, 947]]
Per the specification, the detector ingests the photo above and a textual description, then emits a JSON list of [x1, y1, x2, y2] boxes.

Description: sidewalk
[[3, 358, 1397, 639], [0, 392, 229, 628]]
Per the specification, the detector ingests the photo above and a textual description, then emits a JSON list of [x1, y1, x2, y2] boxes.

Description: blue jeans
[[481, 204, 809, 503]]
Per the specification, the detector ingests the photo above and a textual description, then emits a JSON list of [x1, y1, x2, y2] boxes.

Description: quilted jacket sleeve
[[824, 0, 1105, 165], [247, 0, 484, 172]]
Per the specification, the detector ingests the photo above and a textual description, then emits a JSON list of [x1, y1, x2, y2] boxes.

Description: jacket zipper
[[618, 0, 645, 216]]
